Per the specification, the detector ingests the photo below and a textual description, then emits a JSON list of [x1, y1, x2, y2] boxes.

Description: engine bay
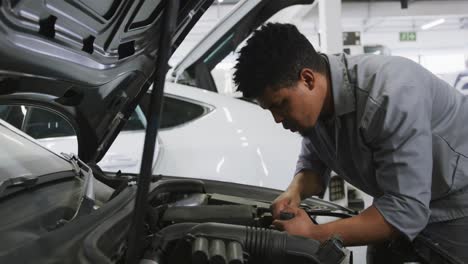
[[134, 179, 350, 264], [0, 173, 353, 264]]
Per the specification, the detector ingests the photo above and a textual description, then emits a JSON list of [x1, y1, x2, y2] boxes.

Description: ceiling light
[[421, 18, 445, 30]]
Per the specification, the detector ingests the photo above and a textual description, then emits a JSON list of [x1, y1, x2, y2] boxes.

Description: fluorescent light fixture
[[421, 18, 445, 30]]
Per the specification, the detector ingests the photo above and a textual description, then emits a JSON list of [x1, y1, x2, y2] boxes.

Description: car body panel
[[156, 83, 302, 189]]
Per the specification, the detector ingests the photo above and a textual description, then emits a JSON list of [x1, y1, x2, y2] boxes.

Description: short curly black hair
[[233, 23, 326, 98]]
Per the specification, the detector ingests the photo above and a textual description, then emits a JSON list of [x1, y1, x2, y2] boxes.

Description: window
[[0, 105, 8, 119], [0, 104, 78, 155], [0, 105, 76, 139], [0, 105, 24, 130], [24, 107, 75, 139], [139, 94, 208, 129], [160, 96, 206, 129], [122, 107, 146, 131]]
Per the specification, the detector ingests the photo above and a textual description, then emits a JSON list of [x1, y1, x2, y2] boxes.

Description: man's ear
[[299, 68, 315, 90]]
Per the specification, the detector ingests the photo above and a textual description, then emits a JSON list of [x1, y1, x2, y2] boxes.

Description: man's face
[[257, 69, 327, 136]]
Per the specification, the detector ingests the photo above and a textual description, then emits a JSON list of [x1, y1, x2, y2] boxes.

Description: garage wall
[[171, 0, 468, 79]]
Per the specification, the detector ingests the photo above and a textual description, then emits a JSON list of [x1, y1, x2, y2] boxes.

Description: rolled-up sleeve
[[365, 85, 433, 240], [295, 137, 331, 187]]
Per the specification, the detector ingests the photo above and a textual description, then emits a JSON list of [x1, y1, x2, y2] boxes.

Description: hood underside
[[173, 0, 315, 92], [0, 0, 213, 162]]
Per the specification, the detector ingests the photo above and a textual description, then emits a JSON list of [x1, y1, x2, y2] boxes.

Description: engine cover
[[161, 205, 256, 226]]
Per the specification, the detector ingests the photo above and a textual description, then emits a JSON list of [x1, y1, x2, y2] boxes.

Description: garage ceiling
[[212, 0, 468, 32], [217, 0, 468, 3]]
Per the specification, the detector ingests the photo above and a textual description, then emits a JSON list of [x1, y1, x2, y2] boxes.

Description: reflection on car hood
[[0, 0, 213, 163]]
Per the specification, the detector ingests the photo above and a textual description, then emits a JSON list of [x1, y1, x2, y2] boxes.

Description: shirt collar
[[321, 53, 356, 117]]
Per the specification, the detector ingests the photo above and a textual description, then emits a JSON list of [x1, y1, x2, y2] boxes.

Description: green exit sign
[[400, 32, 417, 41]]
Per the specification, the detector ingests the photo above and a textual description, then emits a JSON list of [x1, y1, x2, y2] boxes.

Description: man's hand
[[272, 207, 318, 239], [274, 205, 399, 246], [271, 170, 325, 219], [271, 189, 301, 219]]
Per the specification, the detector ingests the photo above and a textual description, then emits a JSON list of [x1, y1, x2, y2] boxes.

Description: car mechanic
[[233, 23, 468, 263]]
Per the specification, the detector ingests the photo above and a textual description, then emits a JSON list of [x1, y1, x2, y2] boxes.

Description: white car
[[0, 83, 302, 191]]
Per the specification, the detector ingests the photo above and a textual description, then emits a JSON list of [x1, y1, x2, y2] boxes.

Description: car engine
[[136, 179, 349, 264], [0, 174, 351, 264]]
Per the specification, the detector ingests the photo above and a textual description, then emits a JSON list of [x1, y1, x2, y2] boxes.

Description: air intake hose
[[151, 223, 346, 264]]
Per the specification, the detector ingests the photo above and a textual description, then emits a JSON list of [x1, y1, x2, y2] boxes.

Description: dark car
[[0, 0, 354, 263]]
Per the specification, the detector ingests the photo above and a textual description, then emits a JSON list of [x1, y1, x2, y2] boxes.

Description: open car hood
[[172, 0, 315, 92], [0, 0, 213, 163]]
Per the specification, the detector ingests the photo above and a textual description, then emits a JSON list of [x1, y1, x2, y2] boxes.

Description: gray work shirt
[[295, 53, 468, 240]]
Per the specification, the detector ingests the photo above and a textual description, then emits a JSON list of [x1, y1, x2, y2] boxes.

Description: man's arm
[[271, 170, 325, 219], [288, 170, 325, 199], [273, 205, 399, 246], [313, 205, 399, 245], [271, 136, 330, 219]]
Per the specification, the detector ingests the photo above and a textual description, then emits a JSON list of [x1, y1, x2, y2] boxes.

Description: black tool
[[279, 211, 295, 220]]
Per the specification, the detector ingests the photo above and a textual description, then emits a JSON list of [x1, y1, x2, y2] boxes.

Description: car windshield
[[0, 119, 73, 182]]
